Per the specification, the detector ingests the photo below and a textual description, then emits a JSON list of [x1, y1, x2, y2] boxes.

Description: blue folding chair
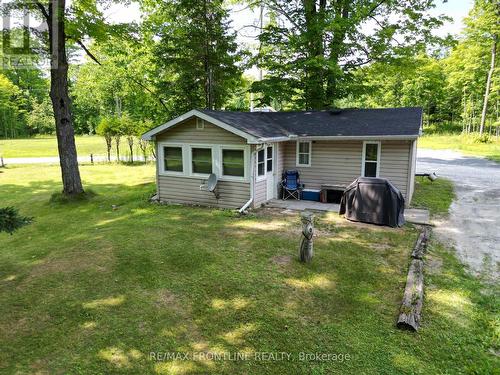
[[281, 170, 304, 200]]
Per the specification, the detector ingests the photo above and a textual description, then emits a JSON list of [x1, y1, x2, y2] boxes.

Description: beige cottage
[[142, 108, 422, 211]]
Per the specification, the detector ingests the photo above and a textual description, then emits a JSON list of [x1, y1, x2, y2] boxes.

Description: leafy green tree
[[0, 74, 24, 138], [26, 97, 55, 135], [143, 0, 245, 115], [71, 36, 167, 133], [96, 117, 114, 162], [120, 114, 136, 163], [5, 0, 132, 195], [249, 0, 448, 109], [442, 0, 498, 133], [136, 119, 154, 162]]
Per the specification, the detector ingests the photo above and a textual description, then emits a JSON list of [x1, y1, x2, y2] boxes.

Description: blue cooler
[[301, 189, 321, 201]]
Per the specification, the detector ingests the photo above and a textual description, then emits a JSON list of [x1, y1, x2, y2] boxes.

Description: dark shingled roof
[[198, 108, 423, 139]]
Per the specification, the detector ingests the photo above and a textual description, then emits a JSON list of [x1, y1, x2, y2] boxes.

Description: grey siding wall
[[283, 140, 362, 189], [157, 176, 250, 209], [282, 140, 411, 198], [379, 141, 411, 198], [406, 139, 417, 204], [155, 118, 245, 144], [253, 179, 267, 207], [276, 142, 285, 180], [155, 118, 250, 209]]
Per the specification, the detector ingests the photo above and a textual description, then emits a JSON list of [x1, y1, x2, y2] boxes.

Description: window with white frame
[[296, 141, 311, 166], [222, 149, 245, 177], [163, 146, 183, 173], [266, 146, 273, 172], [191, 147, 212, 175], [257, 149, 265, 177], [362, 142, 380, 177]]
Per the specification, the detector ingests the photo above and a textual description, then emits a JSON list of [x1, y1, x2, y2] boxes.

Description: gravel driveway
[[417, 148, 500, 280]]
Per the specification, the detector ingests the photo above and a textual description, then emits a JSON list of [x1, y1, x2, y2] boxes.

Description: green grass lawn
[[411, 176, 455, 217], [419, 134, 500, 162], [0, 135, 131, 158], [0, 164, 498, 374]]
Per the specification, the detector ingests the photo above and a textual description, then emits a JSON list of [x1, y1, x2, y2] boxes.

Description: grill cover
[[339, 177, 405, 227]]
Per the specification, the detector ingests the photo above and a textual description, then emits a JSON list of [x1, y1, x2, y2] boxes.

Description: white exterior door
[[266, 145, 274, 200]]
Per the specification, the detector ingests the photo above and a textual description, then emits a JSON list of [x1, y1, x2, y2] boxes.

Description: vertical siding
[[282, 140, 411, 198], [155, 117, 250, 209]]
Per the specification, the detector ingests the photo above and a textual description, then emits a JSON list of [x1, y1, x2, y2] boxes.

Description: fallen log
[[411, 226, 431, 260], [397, 258, 424, 331], [397, 226, 431, 331]]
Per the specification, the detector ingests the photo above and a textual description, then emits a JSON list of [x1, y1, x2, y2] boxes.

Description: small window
[[192, 147, 212, 174], [196, 118, 205, 129], [222, 149, 244, 177], [266, 146, 273, 172], [164, 146, 183, 172], [257, 149, 265, 176], [296, 141, 311, 166], [363, 142, 380, 177]]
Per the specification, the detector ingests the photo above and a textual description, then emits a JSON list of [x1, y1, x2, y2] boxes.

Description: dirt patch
[[19, 249, 114, 288], [156, 289, 178, 308], [271, 255, 293, 266], [370, 243, 393, 251]]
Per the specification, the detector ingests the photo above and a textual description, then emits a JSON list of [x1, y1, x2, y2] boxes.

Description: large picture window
[[191, 147, 212, 174], [362, 142, 380, 177], [164, 146, 183, 172], [296, 141, 311, 167], [222, 149, 245, 177]]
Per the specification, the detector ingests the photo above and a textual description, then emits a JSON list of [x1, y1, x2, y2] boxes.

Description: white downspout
[[239, 149, 256, 214]]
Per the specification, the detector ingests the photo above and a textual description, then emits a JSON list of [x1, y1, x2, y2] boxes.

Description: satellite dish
[[200, 174, 220, 199], [205, 174, 218, 192]]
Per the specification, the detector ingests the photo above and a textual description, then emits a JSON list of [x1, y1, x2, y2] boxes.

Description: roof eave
[[257, 134, 419, 143]]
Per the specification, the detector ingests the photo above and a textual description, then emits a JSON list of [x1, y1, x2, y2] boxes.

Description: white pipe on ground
[[239, 149, 256, 214]]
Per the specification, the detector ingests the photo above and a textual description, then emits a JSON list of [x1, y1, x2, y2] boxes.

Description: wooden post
[[299, 211, 314, 263]]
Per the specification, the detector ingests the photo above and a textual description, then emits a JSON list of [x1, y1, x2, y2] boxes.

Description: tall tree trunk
[[48, 0, 84, 195], [479, 35, 497, 135], [326, 1, 349, 105], [303, 0, 326, 109]]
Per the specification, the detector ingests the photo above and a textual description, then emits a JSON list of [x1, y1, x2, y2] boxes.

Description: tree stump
[[299, 211, 314, 263]]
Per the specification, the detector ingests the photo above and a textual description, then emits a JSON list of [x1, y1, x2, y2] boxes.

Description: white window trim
[[220, 145, 249, 182], [361, 141, 381, 177], [189, 144, 214, 178], [266, 145, 273, 173], [158, 142, 250, 182], [256, 147, 267, 181], [296, 140, 312, 167], [158, 142, 187, 177]]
